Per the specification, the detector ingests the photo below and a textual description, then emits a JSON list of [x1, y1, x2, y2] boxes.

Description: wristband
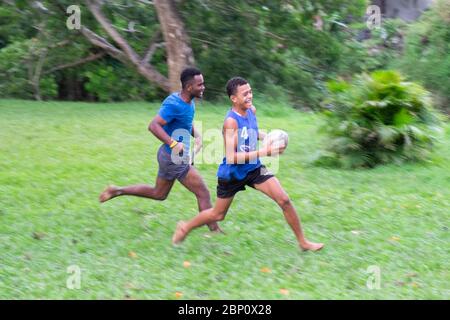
[[169, 140, 178, 149]]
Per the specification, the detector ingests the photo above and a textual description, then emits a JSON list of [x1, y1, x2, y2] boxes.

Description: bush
[[315, 70, 442, 168], [0, 39, 58, 100], [0, 40, 32, 98]]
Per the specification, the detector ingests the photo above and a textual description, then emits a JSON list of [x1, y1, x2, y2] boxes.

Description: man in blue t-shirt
[[99, 68, 221, 232], [172, 77, 323, 251]]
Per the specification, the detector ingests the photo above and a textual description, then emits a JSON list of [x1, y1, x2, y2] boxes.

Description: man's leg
[[253, 177, 324, 251], [172, 197, 234, 244], [179, 166, 221, 232], [99, 176, 175, 202]]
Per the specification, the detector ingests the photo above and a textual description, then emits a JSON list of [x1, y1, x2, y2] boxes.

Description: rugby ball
[[263, 129, 289, 149]]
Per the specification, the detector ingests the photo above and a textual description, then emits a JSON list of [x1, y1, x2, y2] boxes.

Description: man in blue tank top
[[99, 68, 221, 232], [172, 77, 324, 251]]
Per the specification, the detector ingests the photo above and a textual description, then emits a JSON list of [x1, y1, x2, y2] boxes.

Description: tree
[[179, 0, 368, 105], [79, 0, 194, 92], [1, 0, 370, 103], [1, 0, 196, 98]]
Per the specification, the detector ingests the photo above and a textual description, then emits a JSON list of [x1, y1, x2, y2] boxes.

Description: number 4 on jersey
[[240, 126, 249, 140]]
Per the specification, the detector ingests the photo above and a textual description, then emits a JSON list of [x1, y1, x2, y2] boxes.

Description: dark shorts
[[157, 145, 190, 181], [217, 165, 274, 199]]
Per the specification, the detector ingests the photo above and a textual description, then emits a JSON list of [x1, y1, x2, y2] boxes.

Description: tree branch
[[85, 0, 143, 66], [141, 30, 164, 64], [142, 42, 165, 64], [43, 52, 106, 75], [84, 0, 170, 91], [79, 26, 128, 63], [137, 0, 154, 5], [48, 39, 71, 49]]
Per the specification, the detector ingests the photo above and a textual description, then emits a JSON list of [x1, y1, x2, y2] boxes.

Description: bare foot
[[99, 185, 120, 203], [172, 221, 188, 245], [207, 222, 224, 234], [300, 241, 324, 252]]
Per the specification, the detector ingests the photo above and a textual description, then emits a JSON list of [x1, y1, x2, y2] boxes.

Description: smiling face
[[187, 74, 205, 99], [230, 83, 253, 109]]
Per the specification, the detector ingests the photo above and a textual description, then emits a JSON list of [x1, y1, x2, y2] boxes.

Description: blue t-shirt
[[158, 93, 195, 154], [217, 109, 261, 181]]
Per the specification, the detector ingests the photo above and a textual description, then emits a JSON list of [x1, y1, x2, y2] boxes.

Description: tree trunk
[[153, 0, 195, 92], [31, 48, 48, 101]]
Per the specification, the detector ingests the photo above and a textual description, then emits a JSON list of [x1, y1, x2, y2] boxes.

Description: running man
[[172, 77, 323, 251], [99, 67, 220, 232]]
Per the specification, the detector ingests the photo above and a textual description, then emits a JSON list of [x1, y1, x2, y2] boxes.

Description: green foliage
[[180, 0, 368, 108], [315, 70, 442, 168], [83, 62, 163, 102], [0, 4, 37, 48], [333, 18, 408, 78], [0, 40, 32, 98], [39, 75, 58, 99], [392, 0, 450, 111], [0, 0, 166, 101], [0, 0, 370, 104], [0, 39, 58, 100]]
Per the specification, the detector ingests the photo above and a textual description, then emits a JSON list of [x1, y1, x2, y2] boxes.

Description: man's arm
[[191, 123, 200, 138], [224, 118, 271, 164], [191, 122, 202, 155], [148, 115, 173, 145], [250, 105, 266, 141]]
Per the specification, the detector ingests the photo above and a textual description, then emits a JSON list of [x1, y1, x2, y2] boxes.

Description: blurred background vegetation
[[0, 0, 447, 109], [0, 0, 448, 167]]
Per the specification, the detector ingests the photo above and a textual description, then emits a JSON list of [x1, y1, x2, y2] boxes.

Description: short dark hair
[[180, 67, 202, 89], [226, 77, 248, 97]]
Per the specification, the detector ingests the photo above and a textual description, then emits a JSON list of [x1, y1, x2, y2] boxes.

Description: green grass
[[0, 99, 449, 299]]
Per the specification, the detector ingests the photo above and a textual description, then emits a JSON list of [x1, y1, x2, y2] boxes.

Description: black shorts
[[217, 165, 274, 199]]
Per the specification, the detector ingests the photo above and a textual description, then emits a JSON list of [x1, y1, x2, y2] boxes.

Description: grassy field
[[0, 99, 448, 299]]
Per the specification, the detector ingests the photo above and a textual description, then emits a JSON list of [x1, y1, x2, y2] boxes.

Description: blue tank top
[[217, 109, 261, 181]]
